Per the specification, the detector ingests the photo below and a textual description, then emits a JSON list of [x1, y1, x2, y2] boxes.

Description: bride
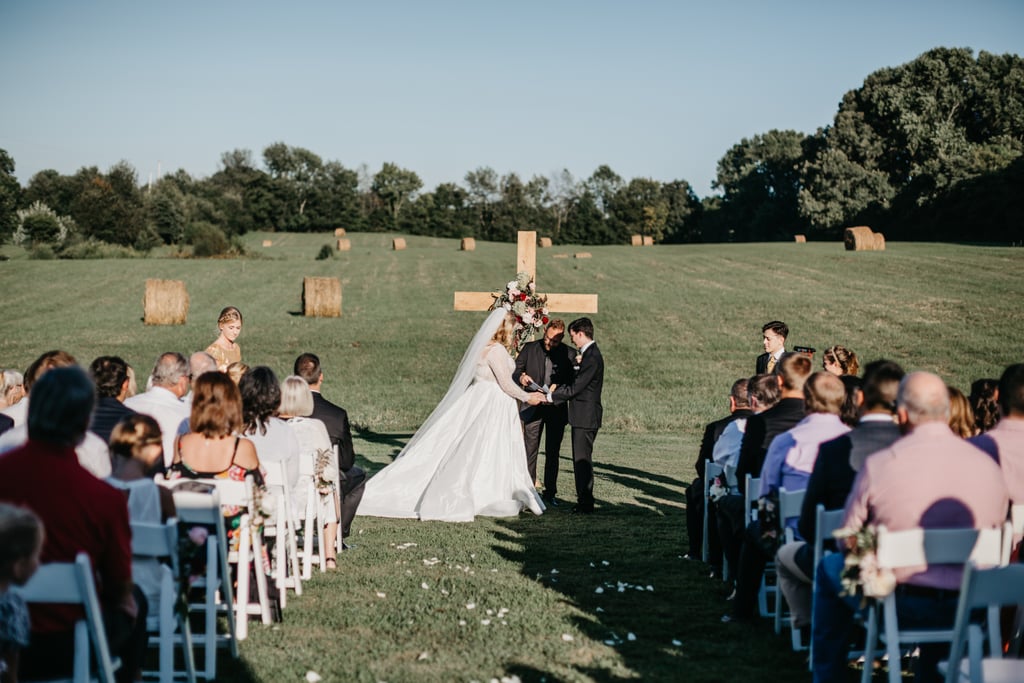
[[357, 309, 547, 521]]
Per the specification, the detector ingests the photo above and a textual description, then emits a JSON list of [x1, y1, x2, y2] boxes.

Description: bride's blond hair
[[489, 312, 517, 351]]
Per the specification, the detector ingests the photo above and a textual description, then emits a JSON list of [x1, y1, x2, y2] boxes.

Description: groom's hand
[[525, 392, 545, 406]]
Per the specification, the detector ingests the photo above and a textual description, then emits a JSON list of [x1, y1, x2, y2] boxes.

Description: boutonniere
[[573, 353, 582, 370]]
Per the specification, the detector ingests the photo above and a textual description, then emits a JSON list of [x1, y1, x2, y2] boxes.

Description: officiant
[[514, 318, 574, 505]]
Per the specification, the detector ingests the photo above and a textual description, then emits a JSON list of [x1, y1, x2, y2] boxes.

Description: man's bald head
[[897, 371, 951, 426]]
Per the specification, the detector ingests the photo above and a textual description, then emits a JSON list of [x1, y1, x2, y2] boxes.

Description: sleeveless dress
[[358, 343, 545, 522]]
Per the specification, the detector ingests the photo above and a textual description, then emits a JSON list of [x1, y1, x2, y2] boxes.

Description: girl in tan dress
[[206, 306, 243, 371]]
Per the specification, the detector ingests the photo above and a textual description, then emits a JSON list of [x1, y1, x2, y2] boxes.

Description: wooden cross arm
[[454, 291, 598, 314]]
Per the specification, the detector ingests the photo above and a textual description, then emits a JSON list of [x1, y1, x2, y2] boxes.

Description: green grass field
[[2, 234, 1022, 682]]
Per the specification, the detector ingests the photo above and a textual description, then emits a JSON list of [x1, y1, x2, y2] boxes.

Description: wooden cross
[[453, 231, 599, 313]]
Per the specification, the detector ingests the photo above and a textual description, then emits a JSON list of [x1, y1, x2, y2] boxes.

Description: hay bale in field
[[844, 226, 876, 251], [873, 232, 886, 250], [334, 228, 346, 237], [642, 236, 654, 246], [302, 277, 342, 318], [460, 237, 476, 251], [336, 238, 351, 251], [262, 239, 273, 247], [794, 234, 806, 243], [539, 237, 552, 248], [143, 279, 189, 325], [553, 253, 569, 259], [574, 252, 592, 259], [630, 234, 642, 246], [392, 238, 406, 251]]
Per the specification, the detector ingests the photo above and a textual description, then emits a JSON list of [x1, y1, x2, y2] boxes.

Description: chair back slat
[[876, 525, 1004, 569]]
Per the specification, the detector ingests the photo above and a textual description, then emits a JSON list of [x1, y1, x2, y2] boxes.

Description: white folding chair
[[809, 505, 848, 670], [14, 552, 120, 683], [334, 444, 345, 555], [297, 447, 326, 579], [773, 487, 806, 646], [159, 480, 239, 679], [702, 461, 724, 563], [262, 460, 303, 606], [861, 523, 1010, 683], [130, 519, 197, 683], [940, 562, 1024, 683], [744, 474, 776, 617]]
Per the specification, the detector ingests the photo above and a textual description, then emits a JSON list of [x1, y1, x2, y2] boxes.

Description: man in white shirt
[[125, 352, 191, 467]]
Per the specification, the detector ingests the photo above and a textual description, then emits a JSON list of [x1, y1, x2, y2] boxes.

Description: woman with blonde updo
[[822, 345, 859, 377], [205, 306, 243, 372], [947, 385, 978, 438], [359, 309, 547, 521]]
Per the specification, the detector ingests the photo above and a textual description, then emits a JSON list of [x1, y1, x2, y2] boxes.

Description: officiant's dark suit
[[551, 318, 604, 513], [513, 324, 574, 502]]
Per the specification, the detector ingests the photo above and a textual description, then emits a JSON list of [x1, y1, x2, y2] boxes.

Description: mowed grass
[[2, 235, 1023, 682]]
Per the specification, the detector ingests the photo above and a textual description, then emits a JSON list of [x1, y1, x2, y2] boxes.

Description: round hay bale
[[336, 238, 351, 251], [630, 234, 643, 246], [302, 277, 342, 318], [392, 238, 407, 251], [794, 234, 807, 243], [642, 236, 654, 246], [143, 279, 189, 325], [460, 237, 476, 251], [262, 239, 273, 247], [574, 252, 592, 259], [844, 226, 875, 251], [873, 232, 886, 251], [552, 253, 569, 259], [539, 237, 553, 248], [334, 228, 346, 237]]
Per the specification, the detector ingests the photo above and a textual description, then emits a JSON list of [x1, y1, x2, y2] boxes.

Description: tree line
[[1, 47, 1021, 256]]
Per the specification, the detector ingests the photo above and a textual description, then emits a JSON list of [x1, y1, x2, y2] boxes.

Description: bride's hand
[[526, 393, 546, 406]]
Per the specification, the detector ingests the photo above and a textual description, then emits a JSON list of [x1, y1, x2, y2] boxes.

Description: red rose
[[519, 293, 528, 301], [542, 316, 549, 324]]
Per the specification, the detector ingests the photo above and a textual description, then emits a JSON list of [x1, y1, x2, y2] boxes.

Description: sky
[[2, 1, 1022, 198]]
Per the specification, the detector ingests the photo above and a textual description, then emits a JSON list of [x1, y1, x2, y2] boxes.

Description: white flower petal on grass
[[561, 633, 574, 642], [672, 639, 682, 646], [481, 619, 491, 625], [417, 651, 430, 661], [627, 633, 637, 641], [596, 607, 605, 613], [589, 562, 595, 567], [459, 620, 467, 626], [466, 602, 476, 610], [646, 585, 654, 591], [550, 568, 559, 574], [441, 589, 450, 596], [305, 672, 322, 683], [594, 587, 604, 594], [601, 560, 610, 566], [486, 609, 494, 615], [375, 591, 386, 598], [420, 582, 430, 590]]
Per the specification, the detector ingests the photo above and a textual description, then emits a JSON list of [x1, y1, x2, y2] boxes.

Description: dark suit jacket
[[0, 412, 13, 437], [756, 352, 783, 375], [551, 342, 604, 430], [89, 397, 137, 444], [736, 397, 805, 495], [695, 409, 753, 478], [513, 339, 573, 421], [310, 391, 356, 472], [796, 418, 902, 540]]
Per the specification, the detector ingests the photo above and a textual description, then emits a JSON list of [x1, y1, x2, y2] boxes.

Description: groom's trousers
[[571, 427, 598, 511], [522, 403, 567, 495]]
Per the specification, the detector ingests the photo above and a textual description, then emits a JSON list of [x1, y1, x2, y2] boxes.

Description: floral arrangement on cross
[[489, 271, 549, 354]]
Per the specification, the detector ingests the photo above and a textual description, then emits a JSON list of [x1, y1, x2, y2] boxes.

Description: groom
[[550, 317, 604, 514]]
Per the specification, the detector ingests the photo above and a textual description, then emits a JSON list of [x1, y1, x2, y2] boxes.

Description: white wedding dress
[[358, 311, 545, 522]]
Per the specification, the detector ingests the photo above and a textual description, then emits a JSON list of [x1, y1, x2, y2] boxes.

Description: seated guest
[[968, 378, 1000, 434], [279, 375, 339, 568], [685, 377, 752, 563], [776, 360, 904, 636], [107, 414, 175, 630], [0, 502, 44, 681], [1, 351, 76, 428], [0, 366, 146, 683], [0, 351, 111, 477], [226, 361, 250, 386], [822, 345, 859, 377], [124, 364, 138, 399], [1, 369, 25, 410], [167, 372, 261, 551], [240, 366, 299, 494], [756, 321, 788, 374], [724, 372, 849, 623], [812, 371, 1008, 683], [971, 363, 1024, 510], [88, 356, 138, 444], [947, 385, 977, 438], [838, 375, 862, 427], [125, 352, 191, 468]]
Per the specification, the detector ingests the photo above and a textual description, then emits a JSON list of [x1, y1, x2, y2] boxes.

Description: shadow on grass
[[212, 653, 263, 682], [352, 425, 414, 460]]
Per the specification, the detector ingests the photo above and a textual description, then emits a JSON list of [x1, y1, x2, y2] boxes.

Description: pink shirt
[[842, 421, 1009, 590]]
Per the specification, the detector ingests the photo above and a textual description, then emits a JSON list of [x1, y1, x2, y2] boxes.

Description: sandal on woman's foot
[[325, 558, 337, 569]]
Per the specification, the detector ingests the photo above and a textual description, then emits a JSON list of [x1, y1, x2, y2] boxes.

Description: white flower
[[672, 639, 682, 646], [594, 587, 604, 594], [507, 281, 518, 291], [420, 582, 429, 590], [466, 602, 476, 610], [522, 311, 534, 325], [561, 634, 574, 642], [627, 633, 637, 641], [503, 302, 512, 311], [305, 672, 322, 683], [417, 651, 430, 661], [375, 591, 386, 598], [481, 619, 491, 625]]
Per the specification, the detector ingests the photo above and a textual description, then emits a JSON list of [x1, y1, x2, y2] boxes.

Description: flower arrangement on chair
[[833, 524, 897, 607], [489, 271, 549, 353]]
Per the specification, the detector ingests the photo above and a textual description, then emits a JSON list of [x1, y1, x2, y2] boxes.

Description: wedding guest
[[550, 317, 605, 514], [970, 364, 1024, 508], [822, 345, 859, 377], [514, 319, 574, 501], [226, 361, 250, 385], [240, 366, 300, 494], [1, 369, 25, 409], [756, 321, 788, 374], [295, 353, 365, 548], [88, 356, 138, 444], [812, 371, 1008, 683], [188, 351, 218, 389], [0, 366, 146, 683], [124, 365, 138, 399], [968, 378, 1000, 434], [0, 351, 111, 478], [839, 375, 862, 427], [205, 306, 243, 372], [1, 351, 76, 429], [279, 375, 339, 567], [0, 503, 44, 683], [947, 385, 977, 438], [125, 352, 191, 467]]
